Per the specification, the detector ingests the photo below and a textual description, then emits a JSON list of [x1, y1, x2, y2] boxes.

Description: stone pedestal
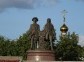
[[27, 50, 55, 61]]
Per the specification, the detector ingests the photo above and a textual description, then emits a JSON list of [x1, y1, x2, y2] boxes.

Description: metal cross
[[61, 10, 68, 23]]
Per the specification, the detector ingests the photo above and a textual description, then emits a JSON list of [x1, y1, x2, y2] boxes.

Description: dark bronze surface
[[28, 17, 40, 50], [28, 17, 56, 50], [27, 18, 56, 61]]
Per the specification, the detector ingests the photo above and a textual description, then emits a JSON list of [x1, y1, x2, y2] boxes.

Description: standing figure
[[28, 17, 40, 50], [44, 18, 56, 50]]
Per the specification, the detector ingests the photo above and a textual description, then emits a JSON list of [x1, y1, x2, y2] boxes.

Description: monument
[[27, 17, 56, 61]]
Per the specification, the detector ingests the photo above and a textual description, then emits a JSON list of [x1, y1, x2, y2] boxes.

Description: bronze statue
[[43, 18, 56, 50], [28, 17, 40, 50], [38, 30, 50, 50], [28, 17, 56, 51]]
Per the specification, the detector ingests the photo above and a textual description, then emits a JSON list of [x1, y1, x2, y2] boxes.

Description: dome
[[60, 23, 68, 33]]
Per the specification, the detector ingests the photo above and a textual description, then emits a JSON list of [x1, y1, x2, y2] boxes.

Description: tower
[[60, 10, 68, 37]]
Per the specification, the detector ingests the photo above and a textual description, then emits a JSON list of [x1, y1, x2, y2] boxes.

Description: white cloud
[[78, 36, 84, 47]]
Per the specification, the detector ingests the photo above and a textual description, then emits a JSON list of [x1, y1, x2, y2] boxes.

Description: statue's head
[[47, 18, 51, 23], [32, 17, 38, 23]]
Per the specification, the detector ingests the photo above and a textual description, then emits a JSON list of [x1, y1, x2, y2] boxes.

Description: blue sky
[[0, 0, 84, 46]]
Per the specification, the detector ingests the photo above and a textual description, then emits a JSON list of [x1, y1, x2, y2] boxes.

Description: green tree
[[0, 32, 31, 60], [0, 36, 5, 55], [55, 32, 83, 61], [16, 33, 31, 60], [80, 46, 84, 61], [0, 36, 10, 56]]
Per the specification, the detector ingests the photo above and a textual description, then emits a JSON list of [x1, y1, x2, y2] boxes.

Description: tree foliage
[[0, 32, 84, 61], [16, 33, 31, 59], [0, 32, 30, 60], [55, 32, 84, 61]]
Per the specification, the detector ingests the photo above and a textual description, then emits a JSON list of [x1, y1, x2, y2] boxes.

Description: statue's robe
[[28, 23, 40, 50]]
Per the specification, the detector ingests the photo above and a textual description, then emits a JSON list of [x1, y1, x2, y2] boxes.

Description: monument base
[[27, 50, 55, 61]]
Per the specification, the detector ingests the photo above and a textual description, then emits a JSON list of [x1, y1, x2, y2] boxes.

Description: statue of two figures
[[28, 17, 56, 51]]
